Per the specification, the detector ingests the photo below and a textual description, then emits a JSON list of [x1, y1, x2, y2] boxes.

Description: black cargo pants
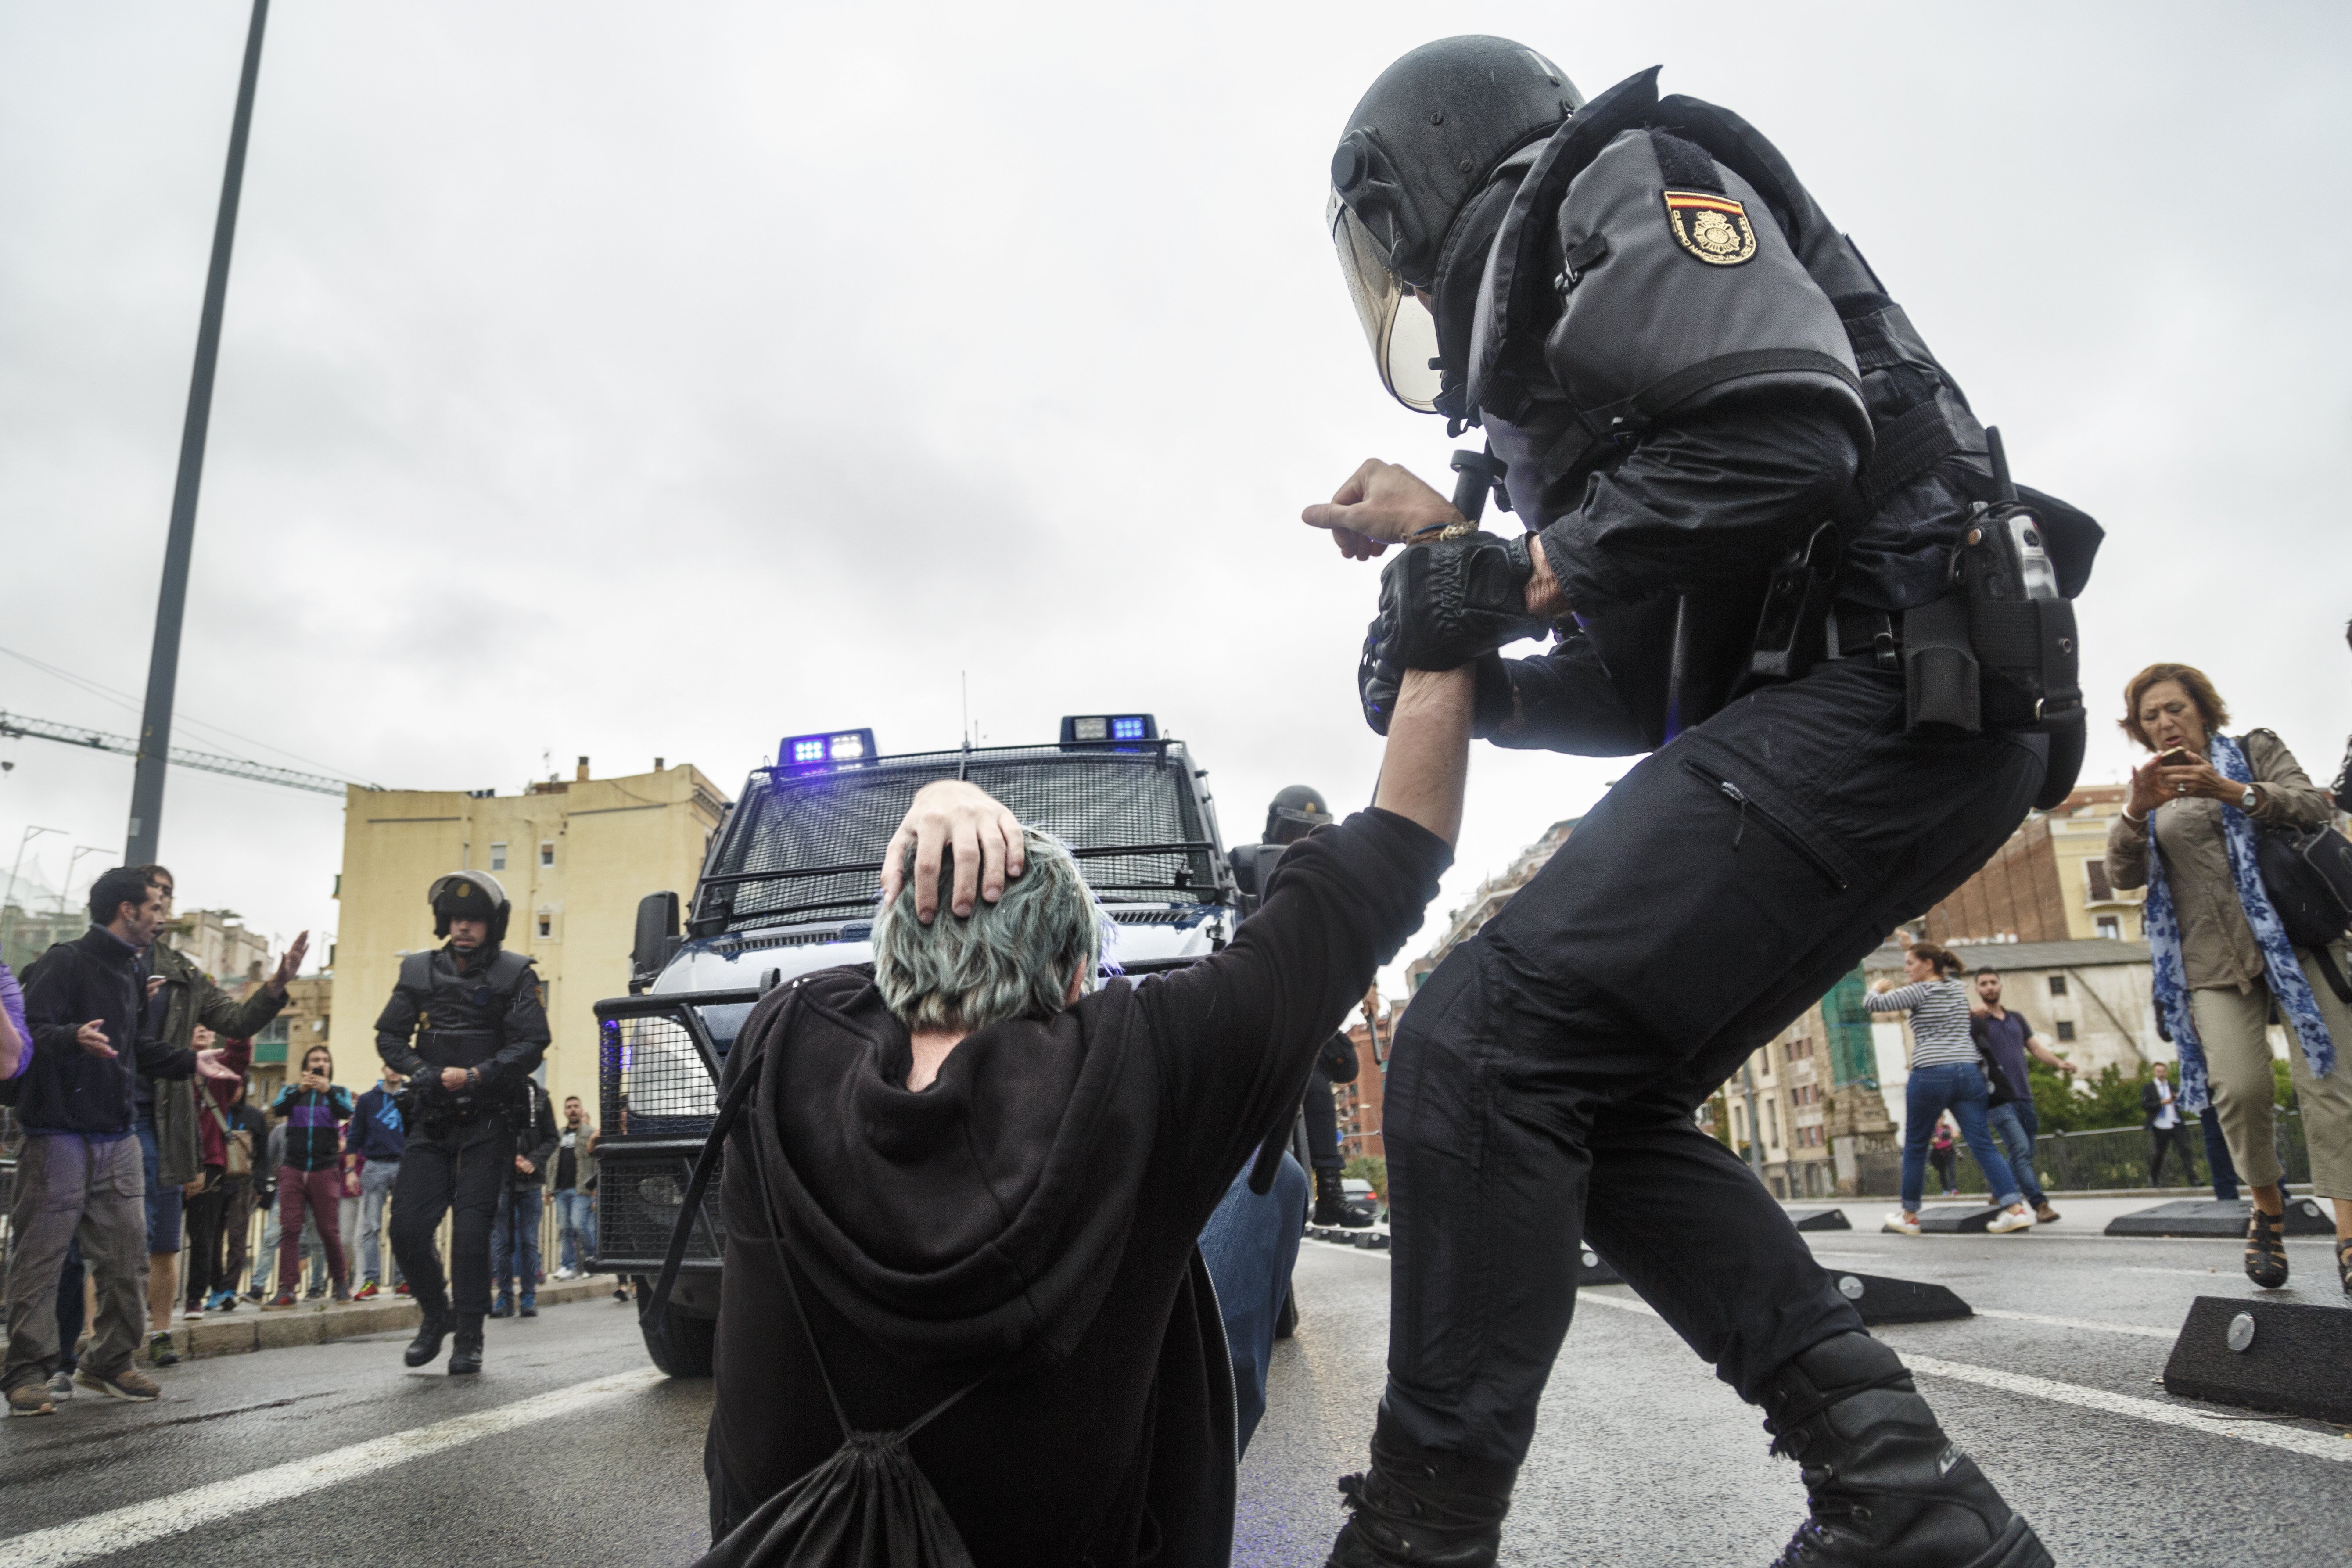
[[1382, 657, 2044, 1464], [390, 1114, 512, 1318]]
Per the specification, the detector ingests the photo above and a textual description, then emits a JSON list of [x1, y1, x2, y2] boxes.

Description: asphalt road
[[2, 1206, 2345, 1567]]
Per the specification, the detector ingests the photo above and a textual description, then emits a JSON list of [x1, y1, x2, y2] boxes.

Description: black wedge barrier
[[1827, 1271, 1973, 1325], [1788, 1208, 1852, 1231], [1884, 1205, 2007, 1234], [1305, 1225, 1390, 1250], [2104, 1196, 2332, 1238], [1577, 1242, 1622, 1286], [2161, 1296, 2352, 1424]]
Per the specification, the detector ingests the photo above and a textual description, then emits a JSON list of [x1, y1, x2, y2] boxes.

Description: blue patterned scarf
[[2142, 732, 2337, 1111]]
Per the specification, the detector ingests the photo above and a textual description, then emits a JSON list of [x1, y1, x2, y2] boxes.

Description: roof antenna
[[961, 671, 971, 751]]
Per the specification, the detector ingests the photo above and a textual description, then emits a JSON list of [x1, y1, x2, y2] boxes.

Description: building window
[[2095, 915, 2121, 940], [2048, 975, 2069, 996], [1767, 1102, 1780, 1146], [490, 842, 507, 872], [1787, 1035, 1812, 1060], [537, 914, 553, 938], [2085, 858, 2114, 901], [2056, 1020, 2076, 1041], [539, 842, 555, 868]]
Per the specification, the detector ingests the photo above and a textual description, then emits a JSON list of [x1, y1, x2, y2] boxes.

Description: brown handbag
[[203, 1093, 253, 1179]]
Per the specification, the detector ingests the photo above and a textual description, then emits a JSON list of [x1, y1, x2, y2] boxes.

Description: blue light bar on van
[[1059, 713, 1158, 750], [779, 728, 876, 771]]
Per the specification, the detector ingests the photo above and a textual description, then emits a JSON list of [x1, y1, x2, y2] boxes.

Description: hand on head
[[880, 781, 1026, 923]]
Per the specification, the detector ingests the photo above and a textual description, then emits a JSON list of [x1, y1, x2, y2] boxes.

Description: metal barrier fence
[[1853, 1111, 2310, 1198]]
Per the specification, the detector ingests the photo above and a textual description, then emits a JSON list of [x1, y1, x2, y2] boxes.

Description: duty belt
[[1827, 604, 1902, 669]]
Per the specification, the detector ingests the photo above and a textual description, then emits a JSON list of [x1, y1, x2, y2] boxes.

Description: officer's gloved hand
[[1357, 614, 1400, 736], [1377, 533, 1548, 671], [1359, 615, 1515, 739]]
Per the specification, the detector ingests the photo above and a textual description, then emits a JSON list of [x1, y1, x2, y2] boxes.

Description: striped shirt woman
[[1865, 976, 1979, 1069], [1868, 941, 2035, 1234]]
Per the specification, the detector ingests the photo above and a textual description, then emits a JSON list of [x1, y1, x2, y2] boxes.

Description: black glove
[[1376, 532, 1548, 671], [1359, 624, 1518, 739]]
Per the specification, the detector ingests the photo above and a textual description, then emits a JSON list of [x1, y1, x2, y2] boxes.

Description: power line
[[0, 643, 364, 781], [0, 710, 377, 798]]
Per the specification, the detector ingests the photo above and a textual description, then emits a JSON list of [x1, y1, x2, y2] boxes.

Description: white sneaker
[[1986, 1206, 2035, 1234], [44, 1371, 72, 1402], [552, 1267, 576, 1282], [1885, 1210, 1921, 1235]]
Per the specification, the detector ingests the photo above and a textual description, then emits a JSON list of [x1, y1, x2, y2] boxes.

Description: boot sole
[[1966, 1517, 2052, 1568]]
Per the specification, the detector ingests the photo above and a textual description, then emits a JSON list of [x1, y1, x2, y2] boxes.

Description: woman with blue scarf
[[2107, 663, 2352, 1293]]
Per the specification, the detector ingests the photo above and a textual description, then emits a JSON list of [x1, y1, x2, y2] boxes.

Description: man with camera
[[373, 872, 549, 1376], [1308, 37, 2099, 1568]]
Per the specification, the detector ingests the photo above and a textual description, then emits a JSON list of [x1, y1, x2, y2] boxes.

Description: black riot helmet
[[1265, 785, 1336, 846], [1328, 36, 1583, 412], [428, 869, 511, 944]]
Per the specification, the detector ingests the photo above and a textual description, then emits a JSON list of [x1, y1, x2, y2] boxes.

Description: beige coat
[[2105, 728, 2334, 991]]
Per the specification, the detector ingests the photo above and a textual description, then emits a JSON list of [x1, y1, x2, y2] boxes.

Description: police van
[[591, 715, 1242, 1374]]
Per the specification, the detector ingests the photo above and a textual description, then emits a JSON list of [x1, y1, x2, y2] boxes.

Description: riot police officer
[[374, 872, 550, 1375], [1307, 39, 2098, 1568]]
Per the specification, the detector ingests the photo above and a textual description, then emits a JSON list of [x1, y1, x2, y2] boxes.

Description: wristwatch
[[2239, 785, 2259, 812]]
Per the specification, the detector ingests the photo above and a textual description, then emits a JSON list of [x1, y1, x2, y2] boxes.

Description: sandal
[[2244, 1207, 2289, 1289]]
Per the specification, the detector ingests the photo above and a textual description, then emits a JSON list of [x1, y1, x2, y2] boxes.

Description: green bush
[[1343, 1154, 1387, 1199]]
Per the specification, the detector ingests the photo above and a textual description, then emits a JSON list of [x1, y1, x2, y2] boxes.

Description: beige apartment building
[[332, 759, 728, 1120]]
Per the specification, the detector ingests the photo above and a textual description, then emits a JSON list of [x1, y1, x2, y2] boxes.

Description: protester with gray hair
[[699, 667, 1473, 1567]]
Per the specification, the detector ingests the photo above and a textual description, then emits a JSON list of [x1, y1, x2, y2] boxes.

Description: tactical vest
[[396, 946, 540, 1121]]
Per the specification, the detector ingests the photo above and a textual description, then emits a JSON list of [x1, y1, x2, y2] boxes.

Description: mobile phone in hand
[[2157, 747, 2197, 769]]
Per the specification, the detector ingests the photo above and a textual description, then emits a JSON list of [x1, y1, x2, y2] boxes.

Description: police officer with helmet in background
[[374, 871, 550, 1376], [1305, 37, 2101, 1568]]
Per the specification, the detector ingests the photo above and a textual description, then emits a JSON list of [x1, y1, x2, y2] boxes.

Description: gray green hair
[[872, 827, 1113, 1033]]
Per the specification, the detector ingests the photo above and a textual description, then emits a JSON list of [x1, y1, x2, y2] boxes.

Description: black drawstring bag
[[661, 993, 990, 1568]]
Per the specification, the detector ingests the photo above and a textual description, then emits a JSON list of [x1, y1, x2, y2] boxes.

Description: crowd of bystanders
[[0, 862, 611, 1417]]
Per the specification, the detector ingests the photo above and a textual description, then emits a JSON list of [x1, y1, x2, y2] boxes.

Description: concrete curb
[[158, 1275, 632, 1361]]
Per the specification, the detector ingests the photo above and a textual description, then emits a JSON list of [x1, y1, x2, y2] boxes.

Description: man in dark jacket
[[490, 1077, 558, 1317], [701, 667, 1472, 1566], [2144, 1061, 2197, 1185], [3, 868, 234, 1413]]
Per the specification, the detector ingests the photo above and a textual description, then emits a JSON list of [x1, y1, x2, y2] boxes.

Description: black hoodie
[[705, 807, 1449, 1566], [14, 927, 200, 1137]]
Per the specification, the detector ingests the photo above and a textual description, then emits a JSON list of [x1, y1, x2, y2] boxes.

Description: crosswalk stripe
[[1573, 1291, 2350, 1464], [0, 1367, 666, 1568]]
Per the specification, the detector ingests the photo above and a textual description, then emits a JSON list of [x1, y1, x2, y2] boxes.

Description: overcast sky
[[2, 2, 2346, 989]]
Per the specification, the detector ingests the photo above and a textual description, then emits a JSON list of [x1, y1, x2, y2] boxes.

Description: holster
[[1900, 499, 2081, 737]]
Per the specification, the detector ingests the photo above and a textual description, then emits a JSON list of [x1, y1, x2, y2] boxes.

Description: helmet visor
[[1328, 193, 1443, 413]]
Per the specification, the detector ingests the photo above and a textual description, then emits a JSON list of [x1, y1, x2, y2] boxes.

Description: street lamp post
[[125, 0, 272, 867]]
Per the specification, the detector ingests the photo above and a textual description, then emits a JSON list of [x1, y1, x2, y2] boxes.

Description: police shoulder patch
[[1663, 190, 1758, 266]]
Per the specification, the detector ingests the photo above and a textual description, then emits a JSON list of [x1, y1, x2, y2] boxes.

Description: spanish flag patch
[[1663, 190, 1757, 266]]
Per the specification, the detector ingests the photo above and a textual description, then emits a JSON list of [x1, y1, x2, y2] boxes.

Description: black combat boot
[[404, 1304, 452, 1368], [1326, 1411, 1516, 1568], [447, 1314, 485, 1376], [1313, 1167, 1350, 1227], [1760, 1332, 2051, 1568]]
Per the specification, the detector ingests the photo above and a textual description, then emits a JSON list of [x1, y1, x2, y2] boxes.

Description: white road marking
[[0, 1367, 666, 1568], [1970, 1308, 2175, 1339], [1900, 1355, 2352, 1464], [1574, 1291, 2350, 1464]]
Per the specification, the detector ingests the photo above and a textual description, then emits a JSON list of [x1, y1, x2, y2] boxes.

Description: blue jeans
[[135, 1117, 184, 1254], [358, 1160, 403, 1285], [553, 1189, 596, 1272], [489, 1188, 542, 1303], [1901, 1064, 2023, 1213], [1986, 1100, 2046, 1207], [1197, 1152, 1307, 1459]]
